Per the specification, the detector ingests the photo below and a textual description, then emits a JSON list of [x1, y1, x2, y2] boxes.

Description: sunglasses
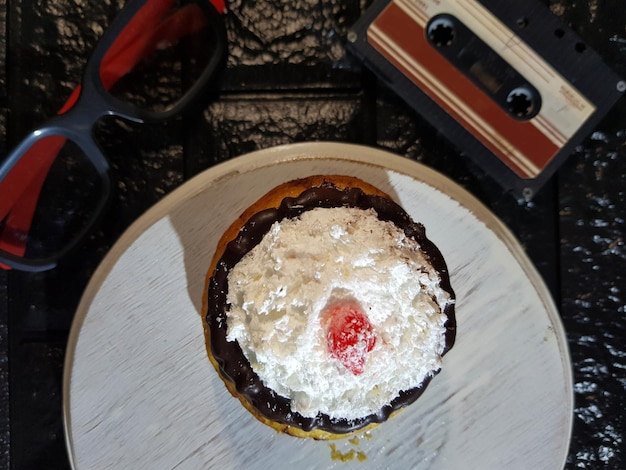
[[0, 0, 227, 272]]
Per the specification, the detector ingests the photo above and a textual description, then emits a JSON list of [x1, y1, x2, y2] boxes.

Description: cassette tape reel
[[348, 0, 624, 199]]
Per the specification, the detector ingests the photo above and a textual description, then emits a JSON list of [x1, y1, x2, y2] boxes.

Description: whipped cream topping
[[226, 206, 452, 420]]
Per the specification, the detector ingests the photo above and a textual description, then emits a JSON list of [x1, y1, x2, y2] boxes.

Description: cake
[[203, 175, 456, 439]]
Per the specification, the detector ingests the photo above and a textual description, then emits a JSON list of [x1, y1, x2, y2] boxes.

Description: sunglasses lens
[[0, 135, 104, 266], [103, 0, 222, 114]]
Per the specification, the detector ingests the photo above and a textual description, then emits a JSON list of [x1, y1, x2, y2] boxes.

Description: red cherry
[[325, 302, 376, 375]]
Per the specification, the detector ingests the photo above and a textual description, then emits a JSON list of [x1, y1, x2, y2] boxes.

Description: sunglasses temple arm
[[1, 0, 227, 265], [99, 3, 216, 89], [2, 6, 164, 225], [0, 154, 55, 268], [57, 7, 181, 112], [61, 0, 221, 112], [97, 0, 225, 84], [101, 0, 178, 69], [0, 137, 64, 221]]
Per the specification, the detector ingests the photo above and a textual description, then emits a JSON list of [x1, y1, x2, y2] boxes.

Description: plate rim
[[63, 141, 573, 468]]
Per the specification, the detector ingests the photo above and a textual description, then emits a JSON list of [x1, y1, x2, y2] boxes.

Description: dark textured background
[[0, 0, 625, 468]]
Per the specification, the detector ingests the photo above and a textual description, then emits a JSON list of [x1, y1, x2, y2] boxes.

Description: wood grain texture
[[64, 143, 572, 469]]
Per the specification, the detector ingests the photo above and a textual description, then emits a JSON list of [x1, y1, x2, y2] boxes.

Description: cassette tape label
[[366, 0, 597, 179]]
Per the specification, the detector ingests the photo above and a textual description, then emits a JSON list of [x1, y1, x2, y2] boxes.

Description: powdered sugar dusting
[[226, 206, 452, 420]]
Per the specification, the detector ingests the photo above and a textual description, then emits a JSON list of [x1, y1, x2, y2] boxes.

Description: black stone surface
[[0, 0, 624, 468]]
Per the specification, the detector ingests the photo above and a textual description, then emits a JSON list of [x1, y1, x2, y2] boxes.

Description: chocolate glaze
[[206, 181, 456, 435]]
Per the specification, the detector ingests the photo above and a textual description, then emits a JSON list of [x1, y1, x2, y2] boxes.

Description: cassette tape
[[348, 0, 625, 199]]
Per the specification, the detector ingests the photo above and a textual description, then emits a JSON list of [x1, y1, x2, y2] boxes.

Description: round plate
[[64, 142, 572, 469]]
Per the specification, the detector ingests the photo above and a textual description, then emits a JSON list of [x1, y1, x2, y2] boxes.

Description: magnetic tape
[[348, 0, 625, 199]]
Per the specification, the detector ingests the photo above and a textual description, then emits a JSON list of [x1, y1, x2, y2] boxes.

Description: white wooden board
[[64, 142, 572, 469]]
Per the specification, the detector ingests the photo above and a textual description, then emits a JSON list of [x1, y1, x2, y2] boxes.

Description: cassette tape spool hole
[[427, 15, 456, 47], [506, 86, 539, 119], [426, 14, 541, 120]]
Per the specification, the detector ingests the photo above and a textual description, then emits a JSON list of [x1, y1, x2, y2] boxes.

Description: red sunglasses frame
[[0, 0, 226, 271]]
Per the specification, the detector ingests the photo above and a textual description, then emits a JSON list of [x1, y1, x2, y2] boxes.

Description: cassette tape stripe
[[460, 1, 555, 83], [459, 0, 575, 147], [386, 1, 543, 176], [368, 24, 541, 177], [396, 0, 573, 150], [395, 0, 429, 25], [368, 3, 558, 177], [352, 0, 624, 194], [402, 0, 594, 150], [534, 116, 567, 149]]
